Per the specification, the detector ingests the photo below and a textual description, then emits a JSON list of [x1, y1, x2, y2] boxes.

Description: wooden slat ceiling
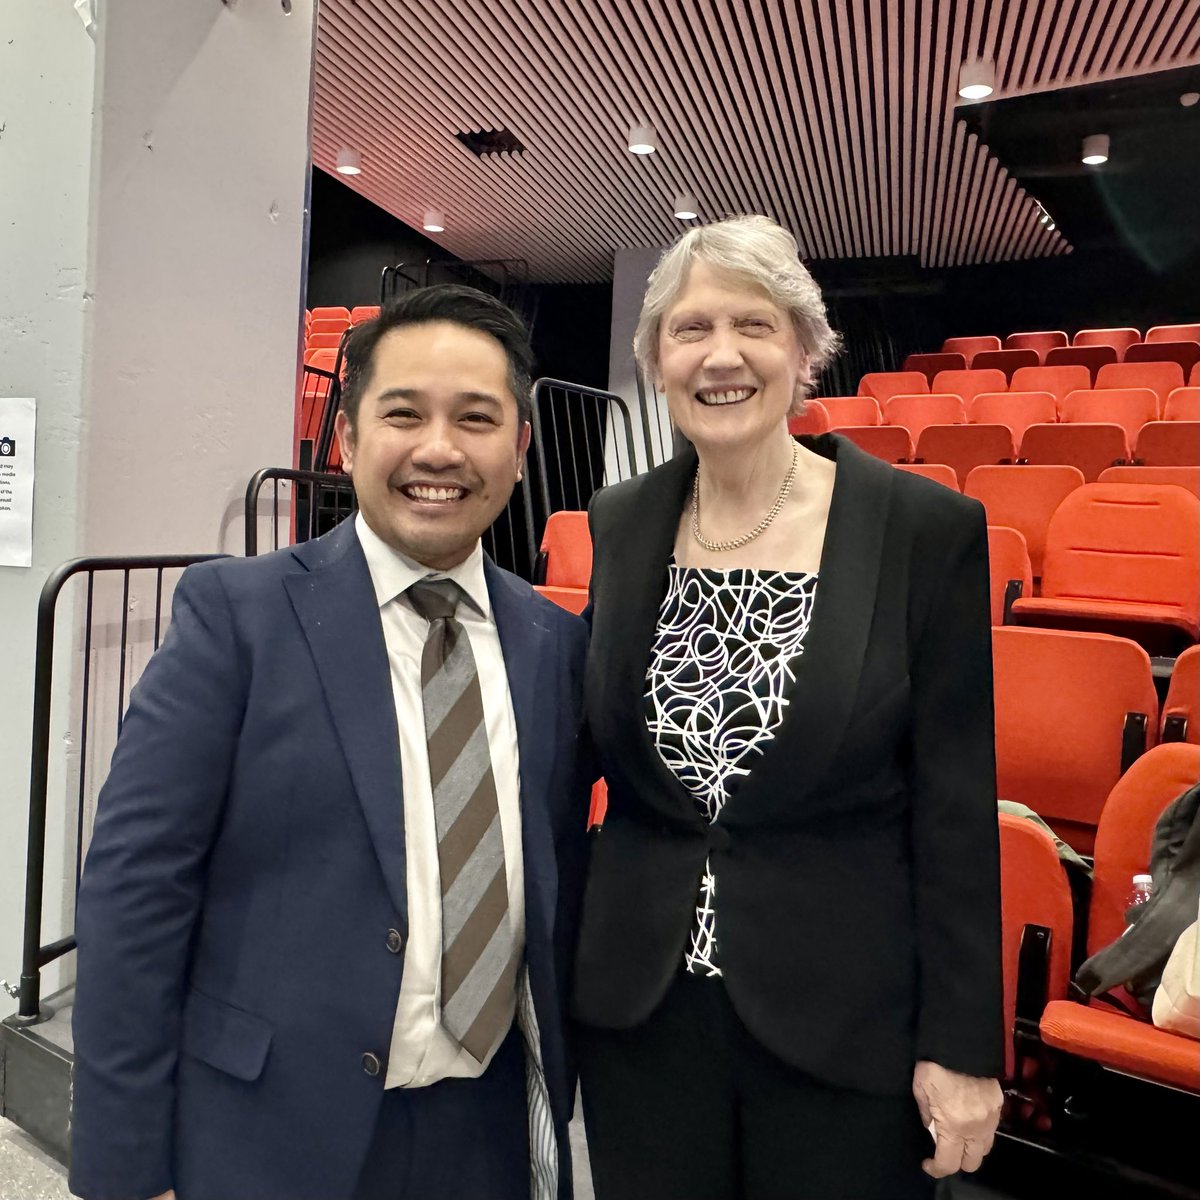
[[312, 0, 1200, 283]]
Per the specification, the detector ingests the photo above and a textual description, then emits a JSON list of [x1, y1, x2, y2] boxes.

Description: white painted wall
[[0, 0, 315, 1007]]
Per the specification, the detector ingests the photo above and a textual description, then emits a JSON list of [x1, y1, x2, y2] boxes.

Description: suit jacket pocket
[[181, 988, 273, 1082]]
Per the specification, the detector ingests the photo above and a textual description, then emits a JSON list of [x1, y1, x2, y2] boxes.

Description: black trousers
[[578, 970, 935, 1200], [352, 1021, 531, 1200]]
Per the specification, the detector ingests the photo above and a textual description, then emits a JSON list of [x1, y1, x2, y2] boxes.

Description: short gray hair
[[634, 215, 840, 404]]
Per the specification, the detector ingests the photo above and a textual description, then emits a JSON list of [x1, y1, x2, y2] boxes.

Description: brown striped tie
[[408, 579, 518, 1065]]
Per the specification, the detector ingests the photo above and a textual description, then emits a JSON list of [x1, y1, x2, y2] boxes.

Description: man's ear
[[334, 409, 355, 472], [516, 419, 532, 480]]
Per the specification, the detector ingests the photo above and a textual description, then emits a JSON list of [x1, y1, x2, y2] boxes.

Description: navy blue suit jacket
[[70, 518, 590, 1200]]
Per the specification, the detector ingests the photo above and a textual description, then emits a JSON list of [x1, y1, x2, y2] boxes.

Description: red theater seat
[[883, 394, 965, 443], [306, 332, 345, 351], [350, 306, 381, 324], [901, 352, 967, 383], [1040, 743, 1200, 1093], [971, 391, 1058, 445], [1011, 365, 1092, 409], [992, 626, 1159, 854], [309, 306, 351, 324], [1010, 483, 1200, 653], [931, 368, 1008, 408], [1125, 341, 1200, 380], [1097, 465, 1200, 500], [894, 463, 959, 489], [1061, 388, 1158, 448], [1097, 361, 1185, 415], [964, 465, 1085, 579], [1073, 327, 1141, 357], [987, 526, 1032, 625], [972, 349, 1039, 380], [1146, 323, 1199, 344], [915, 424, 1014, 488], [858, 371, 929, 404], [836, 425, 912, 462], [1018, 423, 1130, 482], [1165, 387, 1200, 422], [1135, 422, 1200, 467], [1005, 330, 1068, 361], [536, 510, 592, 589], [788, 400, 830, 436], [1162, 645, 1199, 744], [942, 335, 1002, 365], [820, 396, 882, 427], [1044, 345, 1118, 383]]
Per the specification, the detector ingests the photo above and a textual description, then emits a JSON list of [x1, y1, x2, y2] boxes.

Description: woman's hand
[[912, 1060, 1002, 1178]]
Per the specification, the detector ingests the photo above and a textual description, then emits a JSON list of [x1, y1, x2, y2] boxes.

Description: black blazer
[[572, 434, 1003, 1096]]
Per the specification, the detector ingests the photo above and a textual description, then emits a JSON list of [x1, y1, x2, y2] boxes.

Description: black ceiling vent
[[455, 128, 525, 157]]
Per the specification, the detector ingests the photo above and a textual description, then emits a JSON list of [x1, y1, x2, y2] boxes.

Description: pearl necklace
[[691, 440, 800, 553]]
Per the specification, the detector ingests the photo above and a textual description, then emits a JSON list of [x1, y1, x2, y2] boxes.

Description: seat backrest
[[915, 424, 1014, 488], [1039, 483, 1200, 621], [788, 400, 830, 436], [894, 463, 959, 489], [1124, 341, 1200, 380], [942, 335, 1002, 365], [1088, 743, 1200, 955], [1061, 388, 1158, 446], [1011, 365, 1092, 406], [350, 305, 381, 324], [306, 332, 344, 350], [971, 391, 1058, 443], [1134, 421, 1200, 467], [997, 813, 1075, 1080], [973, 349, 1039, 380], [533, 585, 589, 616], [1165, 387, 1200, 422], [1192, 363, 1199, 387], [1045, 345, 1118, 382], [901, 352, 967, 383], [1018, 423, 1131, 481], [820, 396, 882, 427], [986, 525, 1032, 625], [883, 393, 965, 442], [309, 317, 349, 337], [1146, 324, 1200, 344], [858, 371, 929, 403], [1096, 361, 1185, 414], [1163, 645, 1200, 745], [992, 626, 1159, 854], [963, 464, 1085, 577], [1005, 331, 1069, 360], [309, 305, 351, 323], [1097, 466, 1200, 500], [932, 368, 1008, 406], [835, 425, 913, 462], [1074, 327, 1142, 356], [539, 510, 593, 589]]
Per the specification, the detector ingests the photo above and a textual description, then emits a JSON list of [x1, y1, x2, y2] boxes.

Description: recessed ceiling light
[[628, 124, 657, 155], [423, 209, 445, 233], [1181, 92, 1199, 108], [673, 192, 699, 220], [1082, 133, 1110, 165], [958, 59, 995, 101], [1047, 222, 1056, 231], [335, 147, 362, 176]]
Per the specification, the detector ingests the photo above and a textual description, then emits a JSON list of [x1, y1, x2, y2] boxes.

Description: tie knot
[[407, 578, 462, 623]]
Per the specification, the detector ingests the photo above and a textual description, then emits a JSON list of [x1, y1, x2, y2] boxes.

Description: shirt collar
[[354, 512, 491, 619]]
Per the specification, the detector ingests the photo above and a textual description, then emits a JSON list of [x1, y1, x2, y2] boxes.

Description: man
[[70, 286, 590, 1200]]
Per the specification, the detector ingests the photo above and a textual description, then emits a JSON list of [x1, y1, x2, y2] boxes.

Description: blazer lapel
[[725, 434, 894, 824], [283, 521, 409, 922], [487, 561, 557, 942]]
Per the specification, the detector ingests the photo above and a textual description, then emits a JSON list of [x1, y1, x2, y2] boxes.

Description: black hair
[[339, 284, 534, 430]]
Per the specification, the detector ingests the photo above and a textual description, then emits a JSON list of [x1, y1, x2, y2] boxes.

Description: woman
[[574, 216, 1003, 1200]]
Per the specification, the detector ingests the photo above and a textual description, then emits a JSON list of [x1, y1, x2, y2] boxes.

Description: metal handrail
[[244, 467, 355, 557], [16, 554, 224, 1022]]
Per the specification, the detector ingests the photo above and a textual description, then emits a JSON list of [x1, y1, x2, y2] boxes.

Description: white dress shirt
[[354, 514, 525, 1089]]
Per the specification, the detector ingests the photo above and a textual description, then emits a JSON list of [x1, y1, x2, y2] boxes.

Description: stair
[[1, 985, 73, 1166]]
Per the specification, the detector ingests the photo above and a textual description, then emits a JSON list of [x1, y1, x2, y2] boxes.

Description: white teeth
[[407, 486, 463, 502], [698, 388, 755, 406]]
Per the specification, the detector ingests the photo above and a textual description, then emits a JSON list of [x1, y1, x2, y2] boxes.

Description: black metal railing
[[299, 363, 340, 474], [244, 467, 357, 557], [16, 555, 225, 1022], [379, 258, 539, 334], [634, 372, 677, 469]]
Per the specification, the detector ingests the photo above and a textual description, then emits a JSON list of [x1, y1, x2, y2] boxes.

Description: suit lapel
[[726, 434, 894, 823], [487, 561, 557, 942], [283, 521, 409, 922]]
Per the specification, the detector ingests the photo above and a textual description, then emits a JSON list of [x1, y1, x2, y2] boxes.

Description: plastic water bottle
[[1126, 873, 1154, 922]]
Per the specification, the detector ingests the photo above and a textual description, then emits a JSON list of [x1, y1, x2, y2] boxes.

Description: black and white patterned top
[[644, 563, 818, 976]]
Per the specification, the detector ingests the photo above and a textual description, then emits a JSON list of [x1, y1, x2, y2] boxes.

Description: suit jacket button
[[386, 929, 403, 954], [362, 1052, 382, 1077]]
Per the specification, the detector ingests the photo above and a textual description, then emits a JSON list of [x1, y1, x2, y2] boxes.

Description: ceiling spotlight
[[673, 192, 699, 220], [628, 124, 657, 155], [958, 59, 995, 101], [1047, 222, 1057, 231], [1081, 133, 1110, 165], [1180, 92, 1199, 108], [1039, 211, 1050, 225], [335, 147, 362, 176], [422, 209, 445, 233]]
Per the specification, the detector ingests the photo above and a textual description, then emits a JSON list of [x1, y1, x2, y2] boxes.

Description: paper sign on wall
[[0, 397, 36, 568]]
